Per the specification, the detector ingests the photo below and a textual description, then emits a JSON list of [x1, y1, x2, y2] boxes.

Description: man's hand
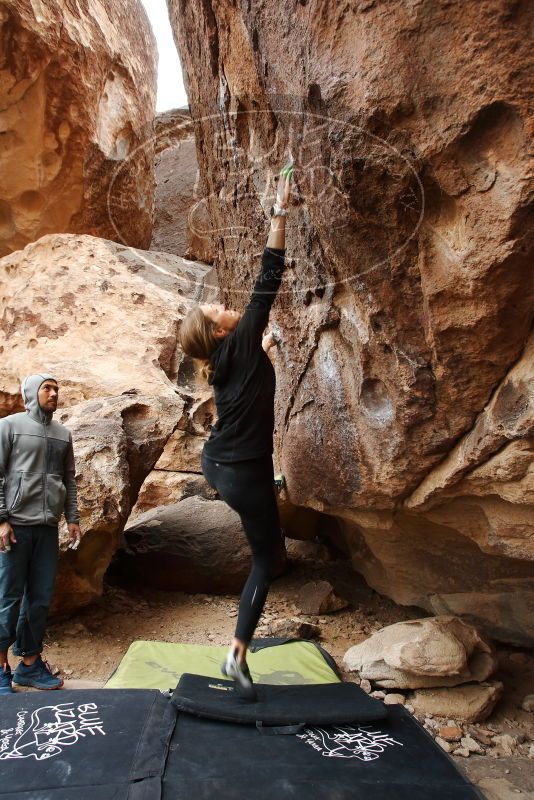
[[0, 521, 16, 552], [67, 523, 81, 547]]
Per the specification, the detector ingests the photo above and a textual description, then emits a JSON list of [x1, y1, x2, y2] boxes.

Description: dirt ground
[[15, 554, 534, 799]]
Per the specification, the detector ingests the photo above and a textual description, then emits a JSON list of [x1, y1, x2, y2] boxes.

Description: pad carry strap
[[256, 721, 306, 736]]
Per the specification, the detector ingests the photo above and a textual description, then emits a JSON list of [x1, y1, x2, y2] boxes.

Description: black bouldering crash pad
[[164, 682, 483, 799], [0, 689, 175, 800], [171, 672, 387, 728], [1, 640, 482, 800]]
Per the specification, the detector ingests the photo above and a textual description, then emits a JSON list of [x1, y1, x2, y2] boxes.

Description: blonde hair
[[179, 304, 221, 383]]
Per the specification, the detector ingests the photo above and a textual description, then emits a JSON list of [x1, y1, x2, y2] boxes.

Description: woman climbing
[[179, 160, 294, 699]]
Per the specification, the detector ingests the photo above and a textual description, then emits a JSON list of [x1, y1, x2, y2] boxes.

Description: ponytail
[[179, 305, 220, 384], [200, 359, 214, 383]]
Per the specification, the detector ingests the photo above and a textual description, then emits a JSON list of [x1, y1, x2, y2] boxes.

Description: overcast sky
[[140, 0, 188, 111]]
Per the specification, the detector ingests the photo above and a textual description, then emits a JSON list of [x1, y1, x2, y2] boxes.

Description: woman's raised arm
[[231, 163, 294, 353], [266, 161, 293, 249]]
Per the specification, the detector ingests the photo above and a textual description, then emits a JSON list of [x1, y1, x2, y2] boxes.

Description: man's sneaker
[[0, 663, 14, 695], [221, 649, 257, 701], [13, 656, 64, 690]]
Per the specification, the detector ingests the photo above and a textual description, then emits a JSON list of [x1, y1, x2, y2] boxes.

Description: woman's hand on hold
[[276, 160, 294, 209], [262, 331, 278, 352]]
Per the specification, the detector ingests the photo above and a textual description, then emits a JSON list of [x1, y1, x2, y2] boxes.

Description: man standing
[[0, 373, 81, 694]]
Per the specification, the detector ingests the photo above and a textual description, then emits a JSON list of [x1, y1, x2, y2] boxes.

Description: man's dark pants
[[0, 524, 59, 658]]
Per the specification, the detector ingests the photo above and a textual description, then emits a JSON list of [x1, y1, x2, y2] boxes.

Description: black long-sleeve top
[[202, 246, 286, 463]]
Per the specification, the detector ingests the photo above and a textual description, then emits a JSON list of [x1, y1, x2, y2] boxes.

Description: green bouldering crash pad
[[105, 638, 341, 690]]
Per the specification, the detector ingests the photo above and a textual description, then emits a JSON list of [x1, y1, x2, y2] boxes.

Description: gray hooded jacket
[[0, 373, 80, 527]]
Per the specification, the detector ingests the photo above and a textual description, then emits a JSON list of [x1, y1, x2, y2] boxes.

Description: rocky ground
[[21, 552, 533, 800]]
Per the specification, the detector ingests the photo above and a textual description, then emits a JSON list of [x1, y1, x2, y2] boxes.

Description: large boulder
[[340, 509, 534, 647], [343, 616, 497, 689], [0, 233, 216, 610], [406, 333, 534, 561], [168, 0, 534, 642], [0, 0, 157, 256], [52, 393, 181, 612], [343, 339, 534, 644], [0, 233, 214, 411], [120, 496, 286, 593], [344, 341, 534, 644]]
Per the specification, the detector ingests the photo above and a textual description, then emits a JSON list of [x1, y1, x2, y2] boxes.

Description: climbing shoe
[[274, 473, 285, 492], [0, 663, 14, 695], [221, 649, 257, 701], [13, 656, 64, 690]]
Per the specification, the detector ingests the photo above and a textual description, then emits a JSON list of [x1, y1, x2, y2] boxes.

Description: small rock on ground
[[438, 725, 463, 741], [384, 693, 406, 705], [296, 580, 349, 615], [268, 617, 320, 640]]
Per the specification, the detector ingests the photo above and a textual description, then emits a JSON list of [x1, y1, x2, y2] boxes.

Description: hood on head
[[21, 373, 58, 423]]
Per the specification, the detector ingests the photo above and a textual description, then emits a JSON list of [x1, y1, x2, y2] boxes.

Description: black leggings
[[201, 451, 283, 644]]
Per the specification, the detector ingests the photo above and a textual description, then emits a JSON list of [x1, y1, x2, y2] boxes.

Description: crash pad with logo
[[0, 689, 174, 800], [163, 694, 483, 799], [2, 640, 481, 799]]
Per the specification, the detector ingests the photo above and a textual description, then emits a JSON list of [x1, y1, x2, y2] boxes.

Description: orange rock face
[[168, 0, 534, 642], [0, 233, 217, 611], [0, 0, 157, 256], [0, 233, 216, 411]]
